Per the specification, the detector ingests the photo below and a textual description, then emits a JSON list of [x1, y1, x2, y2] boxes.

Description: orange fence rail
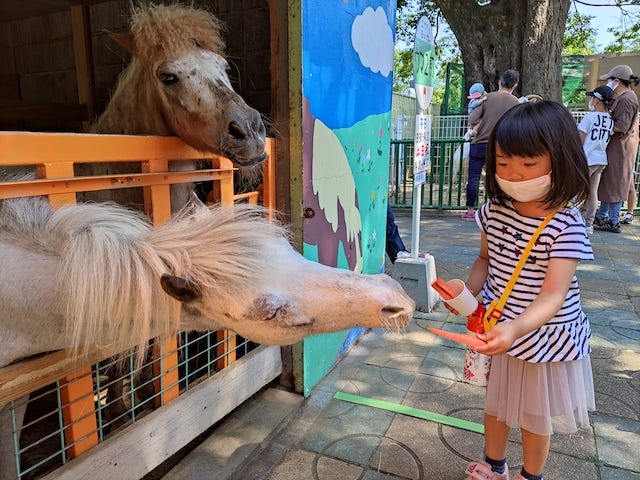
[[0, 131, 274, 472]]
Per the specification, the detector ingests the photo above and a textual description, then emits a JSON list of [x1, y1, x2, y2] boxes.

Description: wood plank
[[0, 169, 232, 200], [60, 368, 99, 458], [36, 161, 77, 206], [70, 5, 96, 126], [0, 132, 224, 165], [42, 346, 282, 480], [0, 350, 109, 405]]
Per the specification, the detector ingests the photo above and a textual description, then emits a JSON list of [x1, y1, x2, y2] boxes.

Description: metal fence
[[389, 112, 640, 213]]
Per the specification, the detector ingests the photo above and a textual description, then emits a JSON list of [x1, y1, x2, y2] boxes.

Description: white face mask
[[495, 172, 552, 202], [606, 79, 619, 91]]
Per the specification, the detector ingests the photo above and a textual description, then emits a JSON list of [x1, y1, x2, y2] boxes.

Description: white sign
[[413, 17, 435, 113], [413, 114, 431, 186]]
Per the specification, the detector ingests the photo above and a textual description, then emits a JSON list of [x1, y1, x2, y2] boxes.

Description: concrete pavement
[[158, 208, 640, 480]]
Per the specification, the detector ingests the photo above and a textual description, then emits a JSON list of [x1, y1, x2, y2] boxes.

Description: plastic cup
[[443, 279, 478, 316]]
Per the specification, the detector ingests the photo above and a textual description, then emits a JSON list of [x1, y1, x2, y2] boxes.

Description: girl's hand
[[475, 322, 518, 355]]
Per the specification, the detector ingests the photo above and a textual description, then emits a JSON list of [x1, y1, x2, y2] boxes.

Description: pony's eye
[[159, 72, 179, 86]]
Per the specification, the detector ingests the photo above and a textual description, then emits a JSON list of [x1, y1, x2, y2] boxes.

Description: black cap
[[586, 85, 614, 104]]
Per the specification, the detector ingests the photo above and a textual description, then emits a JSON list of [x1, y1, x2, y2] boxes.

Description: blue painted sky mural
[[303, 2, 396, 129]]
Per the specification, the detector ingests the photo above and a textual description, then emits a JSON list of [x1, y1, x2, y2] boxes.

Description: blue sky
[[575, 1, 640, 49]]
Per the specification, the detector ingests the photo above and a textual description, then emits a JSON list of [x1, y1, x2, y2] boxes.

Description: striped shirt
[[477, 201, 594, 363]]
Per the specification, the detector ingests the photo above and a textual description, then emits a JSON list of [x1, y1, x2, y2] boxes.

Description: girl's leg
[[484, 413, 511, 461], [520, 428, 551, 477]]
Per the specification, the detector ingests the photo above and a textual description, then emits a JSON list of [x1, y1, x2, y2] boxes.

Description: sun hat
[[467, 82, 485, 99], [586, 85, 615, 104], [599, 64, 633, 81]]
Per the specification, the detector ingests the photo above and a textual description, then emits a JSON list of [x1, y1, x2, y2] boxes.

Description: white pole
[[411, 183, 422, 257]]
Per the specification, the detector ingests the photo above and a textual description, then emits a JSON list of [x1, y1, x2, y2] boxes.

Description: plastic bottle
[[462, 303, 492, 386]]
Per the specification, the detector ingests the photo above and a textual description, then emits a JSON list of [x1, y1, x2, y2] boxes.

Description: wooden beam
[[0, 132, 223, 165], [70, 5, 96, 125], [0, 100, 88, 122]]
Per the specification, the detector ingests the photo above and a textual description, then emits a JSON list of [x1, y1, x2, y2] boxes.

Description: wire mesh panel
[[388, 111, 613, 211], [7, 332, 258, 479]]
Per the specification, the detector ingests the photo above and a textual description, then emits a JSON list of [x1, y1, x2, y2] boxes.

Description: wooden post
[[59, 368, 98, 458], [37, 159, 100, 459], [142, 159, 181, 407]]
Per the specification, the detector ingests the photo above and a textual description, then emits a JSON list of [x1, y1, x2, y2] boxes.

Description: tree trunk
[[435, 0, 569, 102]]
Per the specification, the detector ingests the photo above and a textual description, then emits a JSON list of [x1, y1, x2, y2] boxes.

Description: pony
[[0, 197, 414, 367], [78, 3, 267, 209], [0, 197, 415, 480]]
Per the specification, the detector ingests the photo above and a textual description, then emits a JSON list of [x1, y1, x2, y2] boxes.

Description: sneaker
[[461, 211, 476, 221], [593, 216, 607, 227], [594, 219, 621, 233], [621, 213, 634, 224], [396, 251, 411, 259], [586, 225, 594, 235], [464, 461, 509, 480]]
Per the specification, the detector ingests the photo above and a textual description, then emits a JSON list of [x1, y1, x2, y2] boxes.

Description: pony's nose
[[228, 109, 265, 141]]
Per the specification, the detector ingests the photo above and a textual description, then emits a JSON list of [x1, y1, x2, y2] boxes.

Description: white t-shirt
[[477, 201, 594, 363], [577, 111, 614, 166]]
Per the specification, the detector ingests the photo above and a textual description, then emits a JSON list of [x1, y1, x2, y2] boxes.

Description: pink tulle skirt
[[484, 353, 595, 435]]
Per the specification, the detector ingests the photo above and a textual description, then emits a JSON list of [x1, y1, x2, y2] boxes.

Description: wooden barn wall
[[0, 0, 272, 133]]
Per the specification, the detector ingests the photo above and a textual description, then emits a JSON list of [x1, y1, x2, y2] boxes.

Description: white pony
[[0, 197, 414, 368], [0, 197, 414, 480]]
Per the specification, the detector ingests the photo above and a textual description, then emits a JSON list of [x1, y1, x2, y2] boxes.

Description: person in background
[[577, 85, 615, 234], [462, 101, 593, 480], [386, 203, 410, 263], [462, 69, 520, 221], [464, 82, 487, 141], [621, 182, 636, 224], [594, 64, 640, 233]]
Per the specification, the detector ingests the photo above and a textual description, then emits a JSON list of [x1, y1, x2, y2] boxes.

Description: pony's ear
[[103, 29, 135, 54], [161, 274, 202, 303]]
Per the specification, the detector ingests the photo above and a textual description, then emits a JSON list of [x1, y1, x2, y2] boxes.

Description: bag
[[463, 209, 557, 386]]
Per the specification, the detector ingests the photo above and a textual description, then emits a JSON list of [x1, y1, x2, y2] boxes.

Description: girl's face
[[495, 144, 552, 182]]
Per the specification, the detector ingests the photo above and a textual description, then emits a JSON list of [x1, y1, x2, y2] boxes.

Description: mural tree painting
[[434, 0, 570, 101]]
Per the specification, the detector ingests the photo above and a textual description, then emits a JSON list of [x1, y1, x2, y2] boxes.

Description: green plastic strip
[[334, 391, 485, 434]]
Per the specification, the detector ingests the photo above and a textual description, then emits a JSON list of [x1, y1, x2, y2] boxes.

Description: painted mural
[[301, 0, 397, 395]]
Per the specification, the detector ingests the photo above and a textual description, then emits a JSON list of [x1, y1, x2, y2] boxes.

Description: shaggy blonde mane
[[0, 198, 286, 362], [91, 3, 227, 135], [130, 3, 226, 60]]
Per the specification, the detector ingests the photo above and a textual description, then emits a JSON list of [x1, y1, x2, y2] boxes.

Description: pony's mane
[[0, 198, 287, 362], [131, 3, 225, 60]]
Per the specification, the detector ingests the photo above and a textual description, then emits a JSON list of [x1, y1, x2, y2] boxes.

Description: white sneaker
[[396, 251, 411, 259], [586, 226, 594, 235], [621, 213, 634, 224]]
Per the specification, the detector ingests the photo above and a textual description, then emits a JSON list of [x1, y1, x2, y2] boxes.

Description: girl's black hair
[[485, 100, 590, 209]]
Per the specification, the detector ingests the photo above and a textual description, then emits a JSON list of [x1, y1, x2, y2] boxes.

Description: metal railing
[[389, 113, 640, 212]]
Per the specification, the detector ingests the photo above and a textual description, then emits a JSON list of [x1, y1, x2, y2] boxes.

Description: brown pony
[[79, 3, 267, 209]]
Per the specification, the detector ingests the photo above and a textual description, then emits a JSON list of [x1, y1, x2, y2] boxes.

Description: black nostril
[[228, 121, 246, 140]]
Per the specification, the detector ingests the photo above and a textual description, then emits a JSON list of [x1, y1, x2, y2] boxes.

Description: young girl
[[577, 85, 615, 234], [463, 101, 595, 480]]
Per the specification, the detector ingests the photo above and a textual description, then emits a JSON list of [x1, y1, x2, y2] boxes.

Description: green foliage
[[563, 10, 597, 55], [393, 0, 460, 104], [394, 1, 640, 108], [604, 23, 640, 52]]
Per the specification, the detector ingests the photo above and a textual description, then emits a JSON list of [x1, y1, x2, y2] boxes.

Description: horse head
[[94, 4, 266, 170], [153, 203, 416, 346]]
